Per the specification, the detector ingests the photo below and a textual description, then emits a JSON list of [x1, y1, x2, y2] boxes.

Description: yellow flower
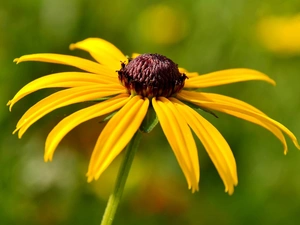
[[136, 4, 190, 45], [257, 14, 300, 55], [8, 38, 300, 195]]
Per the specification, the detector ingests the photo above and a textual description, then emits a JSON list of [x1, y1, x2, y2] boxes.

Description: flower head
[[8, 38, 300, 194], [118, 53, 187, 97]]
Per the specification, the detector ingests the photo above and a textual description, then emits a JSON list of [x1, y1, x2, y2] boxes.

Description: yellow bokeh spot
[[137, 4, 190, 45], [257, 14, 300, 56]]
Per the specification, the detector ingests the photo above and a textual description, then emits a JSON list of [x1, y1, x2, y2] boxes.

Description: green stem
[[100, 131, 142, 225]]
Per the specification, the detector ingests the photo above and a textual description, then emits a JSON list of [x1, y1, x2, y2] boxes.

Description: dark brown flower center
[[117, 53, 187, 98]]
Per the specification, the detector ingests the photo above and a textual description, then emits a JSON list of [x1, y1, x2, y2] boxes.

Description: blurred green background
[[1, 0, 300, 224]]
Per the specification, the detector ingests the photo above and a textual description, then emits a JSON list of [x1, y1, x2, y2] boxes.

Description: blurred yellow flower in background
[[257, 14, 300, 55], [136, 4, 190, 45], [8, 38, 300, 196]]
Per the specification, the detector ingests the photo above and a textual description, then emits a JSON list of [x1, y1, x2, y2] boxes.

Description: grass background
[[1, 0, 300, 224]]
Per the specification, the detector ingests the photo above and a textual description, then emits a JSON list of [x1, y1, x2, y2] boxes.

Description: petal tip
[[228, 191, 234, 196], [12, 128, 18, 135], [270, 79, 276, 86], [87, 175, 94, 183], [293, 140, 300, 150], [226, 188, 234, 196], [69, 43, 76, 50], [7, 101, 13, 111], [191, 185, 199, 193], [234, 179, 238, 186], [13, 58, 19, 63], [44, 152, 53, 162]]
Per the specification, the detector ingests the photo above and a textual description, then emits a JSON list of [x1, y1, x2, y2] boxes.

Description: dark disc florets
[[117, 53, 187, 98]]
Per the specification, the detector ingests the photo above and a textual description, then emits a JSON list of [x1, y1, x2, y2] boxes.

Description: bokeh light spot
[[136, 4, 190, 45]]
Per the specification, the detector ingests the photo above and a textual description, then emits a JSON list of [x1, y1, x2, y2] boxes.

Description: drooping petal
[[195, 92, 266, 113], [178, 91, 288, 152], [170, 97, 237, 195], [45, 94, 130, 161], [14, 84, 126, 138], [178, 91, 300, 153], [14, 53, 116, 76], [184, 68, 276, 88], [197, 92, 288, 152], [7, 72, 120, 110], [87, 96, 149, 181], [70, 38, 127, 69], [152, 97, 199, 192]]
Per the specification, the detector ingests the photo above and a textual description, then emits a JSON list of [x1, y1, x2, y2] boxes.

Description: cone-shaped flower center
[[118, 54, 187, 98]]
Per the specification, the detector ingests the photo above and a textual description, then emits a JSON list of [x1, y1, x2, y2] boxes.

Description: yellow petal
[[152, 97, 199, 192], [14, 53, 116, 76], [70, 38, 127, 69], [178, 91, 288, 152], [184, 68, 276, 88], [170, 97, 237, 195], [45, 94, 130, 161], [195, 92, 288, 152], [87, 96, 149, 181], [7, 72, 120, 111], [178, 91, 300, 153], [196, 92, 266, 113], [131, 53, 140, 59], [14, 84, 125, 138], [178, 67, 199, 78]]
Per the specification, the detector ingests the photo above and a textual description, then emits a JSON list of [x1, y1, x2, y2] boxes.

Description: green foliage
[[1, 0, 300, 224]]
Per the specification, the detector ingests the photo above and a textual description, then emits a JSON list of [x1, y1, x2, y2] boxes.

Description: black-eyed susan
[[9, 38, 300, 198]]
